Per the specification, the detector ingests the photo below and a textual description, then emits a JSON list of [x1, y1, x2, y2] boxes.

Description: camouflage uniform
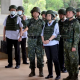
[[61, 7, 80, 80], [27, 18, 44, 69], [76, 8, 80, 66], [41, 11, 47, 62], [41, 11, 47, 21], [58, 9, 67, 73], [27, 7, 44, 77]]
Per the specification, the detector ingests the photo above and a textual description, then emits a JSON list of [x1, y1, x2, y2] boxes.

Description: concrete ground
[[0, 57, 80, 80]]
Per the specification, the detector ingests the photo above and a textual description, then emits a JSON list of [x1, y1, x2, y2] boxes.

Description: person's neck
[[19, 15, 23, 17], [61, 18, 65, 22], [34, 17, 38, 20], [69, 17, 74, 21], [49, 20, 52, 24], [77, 16, 80, 19], [11, 14, 15, 17]]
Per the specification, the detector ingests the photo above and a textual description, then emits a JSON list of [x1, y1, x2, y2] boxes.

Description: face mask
[[17, 11, 22, 16], [10, 11, 16, 16]]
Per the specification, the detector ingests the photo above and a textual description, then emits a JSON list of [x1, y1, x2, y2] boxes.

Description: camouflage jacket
[[61, 19, 80, 48], [26, 18, 44, 36]]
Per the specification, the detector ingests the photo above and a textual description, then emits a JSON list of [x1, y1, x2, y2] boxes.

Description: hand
[[45, 40, 50, 44], [18, 37, 22, 42], [43, 40, 49, 44], [3, 36, 6, 41], [23, 15, 26, 20], [42, 46, 44, 49], [72, 47, 76, 52], [43, 41, 47, 44]]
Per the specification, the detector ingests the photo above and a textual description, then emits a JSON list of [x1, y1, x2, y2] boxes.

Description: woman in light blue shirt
[[41, 10, 61, 80]]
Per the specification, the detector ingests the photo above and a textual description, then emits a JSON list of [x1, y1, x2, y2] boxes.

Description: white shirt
[[41, 20, 59, 46], [3, 15, 23, 40]]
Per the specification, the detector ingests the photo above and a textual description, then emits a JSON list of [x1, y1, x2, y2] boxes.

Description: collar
[[47, 20, 54, 26], [32, 17, 40, 21], [10, 15, 16, 18], [61, 18, 66, 22]]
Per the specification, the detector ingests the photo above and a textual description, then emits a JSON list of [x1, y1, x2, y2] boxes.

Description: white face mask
[[17, 11, 22, 15], [10, 11, 16, 16]]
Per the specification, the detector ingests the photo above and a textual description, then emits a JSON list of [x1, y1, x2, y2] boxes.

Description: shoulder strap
[[52, 20, 57, 26]]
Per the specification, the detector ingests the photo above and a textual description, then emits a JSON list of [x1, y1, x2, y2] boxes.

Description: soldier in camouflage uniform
[[26, 7, 44, 77], [58, 9, 67, 73], [41, 10, 61, 80], [53, 11, 59, 21], [76, 8, 80, 70], [41, 11, 48, 63], [17, 6, 29, 64], [61, 7, 80, 80], [41, 11, 47, 21]]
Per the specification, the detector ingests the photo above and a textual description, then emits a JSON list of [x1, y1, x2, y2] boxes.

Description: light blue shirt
[[3, 15, 23, 40], [41, 20, 59, 46], [20, 17, 28, 39]]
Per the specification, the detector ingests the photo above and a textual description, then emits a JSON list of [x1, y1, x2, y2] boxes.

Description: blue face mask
[[17, 11, 22, 15], [10, 11, 16, 16]]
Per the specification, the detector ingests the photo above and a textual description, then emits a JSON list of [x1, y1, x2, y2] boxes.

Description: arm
[[23, 15, 27, 20], [41, 36, 44, 43], [72, 21, 80, 51], [18, 27, 22, 42], [3, 26, 6, 41], [3, 16, 8, 41], [41, 26, 46, 44], [22, 27, 28, 34], [18, 17, 23, 41], [45, 23, 59, 44]]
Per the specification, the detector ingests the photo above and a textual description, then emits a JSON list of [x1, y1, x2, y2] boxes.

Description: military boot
[[39, 68, 44, 77], [29, 68, 35, 77], [70, 74, 78, 80], [63, 76, 71, 80], [63, 74, 72, 80]]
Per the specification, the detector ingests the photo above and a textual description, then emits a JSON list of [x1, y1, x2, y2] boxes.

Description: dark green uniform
[[27, 7, 44, 77], [61, 19, 80, 80], [27, 18, 44, 69], [76, 8, 80, 66]]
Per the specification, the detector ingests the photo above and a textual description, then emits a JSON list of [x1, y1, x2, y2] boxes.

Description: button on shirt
[[3, 15, 23, 40], [41, 20, 59, 46]]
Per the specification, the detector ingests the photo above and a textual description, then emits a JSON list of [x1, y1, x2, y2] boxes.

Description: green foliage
[[23, 0, 46, 16], [46, 0, 64, 10], [23, 0, 80, 16]]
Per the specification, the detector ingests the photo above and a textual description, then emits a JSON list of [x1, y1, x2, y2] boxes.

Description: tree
[[23, 0, 46, 16], [63, 0, 80, 8], [46, 0, 64, 11]]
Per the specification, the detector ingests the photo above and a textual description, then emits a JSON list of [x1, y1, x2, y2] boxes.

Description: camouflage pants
[[28, 38, 44, 69], [64, 41, 79, 76]]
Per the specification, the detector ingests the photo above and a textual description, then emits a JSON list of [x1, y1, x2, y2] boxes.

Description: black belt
[[28, 36, 41, 39]]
